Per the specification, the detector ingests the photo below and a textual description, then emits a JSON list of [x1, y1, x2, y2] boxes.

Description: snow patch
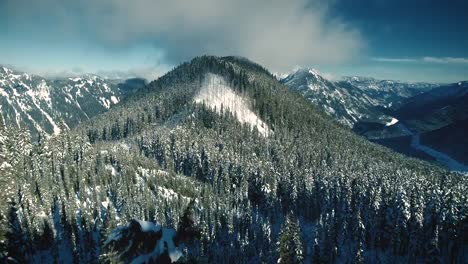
[[194, 73, 271, 136], [101, 197, 110, 208], [136, 220, 162, 233], [105, 164, 118, 176], [105, 220, 182, 263], [110, 95, 119, 104], [386, 117, 399, 127], [99, 97, 111, 109], [308, 69, 320, 79]]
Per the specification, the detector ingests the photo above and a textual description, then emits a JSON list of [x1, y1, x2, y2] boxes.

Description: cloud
[[23, 65, 170, 81], [96, 65, 172, 81], [1, 0, 364, 72], [372, 56, 468, 64], [422, 57, 468, 64], [371, 57, 417, 63]]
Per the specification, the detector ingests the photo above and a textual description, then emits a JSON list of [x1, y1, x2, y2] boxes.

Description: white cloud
[[22, 65, 170, 81], [372, 56, 468, 64], [371, 57, 417, 63], [2, 0, 364, 72], [422, 57, 468, 64], [96, 65, 171, 81]]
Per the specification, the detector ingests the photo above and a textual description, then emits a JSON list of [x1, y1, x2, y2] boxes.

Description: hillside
[[421, 118, 468, 164], [373, 82, 468, 170], [394, 81, 468, 133], [282, 69, 468, 171], [281, 69, 435, 128], [0, 66, 144, 138], [0, 56, 466, 263]]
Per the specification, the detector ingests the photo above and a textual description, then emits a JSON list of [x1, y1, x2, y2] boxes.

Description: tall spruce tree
[[278, 213, 304, 264]]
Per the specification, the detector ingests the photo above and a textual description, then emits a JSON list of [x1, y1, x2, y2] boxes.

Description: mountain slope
[[374, 81, 468, 170], [281, 69, 468, 171], [420, 117, 468, 164], [1, 56, 466, 263], [281, 69, 435, 128], [393, 81, 468, 132], [0, 66, 126, 138]]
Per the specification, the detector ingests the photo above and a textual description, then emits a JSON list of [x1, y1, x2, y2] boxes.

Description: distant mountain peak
[[0, 67, 133, 138], [281, 69, 438, 128]]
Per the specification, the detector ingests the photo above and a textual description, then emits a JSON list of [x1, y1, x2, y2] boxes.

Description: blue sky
[[0, 0, 467, 82]]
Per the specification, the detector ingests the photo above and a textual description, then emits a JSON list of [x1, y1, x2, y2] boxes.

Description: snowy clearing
[[194, 73, 270, 136]]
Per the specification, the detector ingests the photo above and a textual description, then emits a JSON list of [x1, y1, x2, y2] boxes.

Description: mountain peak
[[0, 67, 127, 137]]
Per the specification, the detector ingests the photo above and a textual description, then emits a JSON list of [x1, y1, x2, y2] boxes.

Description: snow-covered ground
[[385, 117, 399, 126], [194, 73, 271, 136], [104, 220, 182, 263]]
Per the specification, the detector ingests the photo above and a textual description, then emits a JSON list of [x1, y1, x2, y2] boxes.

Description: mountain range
[[280, 68, 437, 128], [0, 66, 145, 138], [0, 56, 466, 263], [281, 68, 468, 173]]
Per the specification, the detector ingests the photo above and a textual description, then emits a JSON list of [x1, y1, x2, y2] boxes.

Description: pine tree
[[278, 214, 304, 264], [176, 200, 200, 245], [312, 219, 322, 264], [5, 202, 28, 263], [353, 209, 365, 264]]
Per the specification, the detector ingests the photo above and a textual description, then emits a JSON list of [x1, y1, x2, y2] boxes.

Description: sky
[[0, 0, 467, 82]]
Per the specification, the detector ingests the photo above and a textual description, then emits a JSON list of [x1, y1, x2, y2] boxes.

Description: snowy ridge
[[0, 66, 122, 137], [194, 73, 271, 136], [282, 68, 437, 128]]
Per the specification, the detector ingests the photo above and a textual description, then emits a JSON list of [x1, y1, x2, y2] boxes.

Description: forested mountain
[[393, 81, 468, 133], [0, 56, 466, 263], [282, 69, 468, 172], [366, 81, 468, 171], [281, 69, 436, 128], [0, 66, 140, 138]]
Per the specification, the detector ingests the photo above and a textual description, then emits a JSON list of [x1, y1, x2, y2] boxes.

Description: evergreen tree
[[278, 214, 303, 264], [5, 202, 28, 263], [176, 200, 200, 245], [353, 209, 365, 264]]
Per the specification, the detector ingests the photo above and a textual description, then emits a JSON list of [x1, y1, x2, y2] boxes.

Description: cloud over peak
[[2, 0, 364, 72]]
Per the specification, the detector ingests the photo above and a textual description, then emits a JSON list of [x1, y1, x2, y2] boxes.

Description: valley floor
[[400, 123, 468, 175]]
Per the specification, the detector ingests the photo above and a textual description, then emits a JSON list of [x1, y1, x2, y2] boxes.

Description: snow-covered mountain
[[1, 56, 466, 263], [281, 68, 468, 171], [384, 81, 468, 167], [281, 68, 436, 128], [0, 66, 127, 138]]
